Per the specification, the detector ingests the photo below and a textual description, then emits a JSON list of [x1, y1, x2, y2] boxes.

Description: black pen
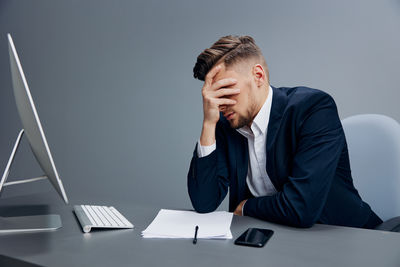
[[193, 225, 199, 244]]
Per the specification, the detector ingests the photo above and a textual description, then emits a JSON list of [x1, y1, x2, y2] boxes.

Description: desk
[[0, 192, 399, 267]]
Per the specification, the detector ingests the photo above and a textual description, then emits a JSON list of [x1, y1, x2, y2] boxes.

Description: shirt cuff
[[197, 139, 216, 158]]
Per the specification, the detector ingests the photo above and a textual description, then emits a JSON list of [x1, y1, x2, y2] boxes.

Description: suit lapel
[[234, 132, 249, 201], [233, 86, 288, 197], [266, 86, 288, 189]]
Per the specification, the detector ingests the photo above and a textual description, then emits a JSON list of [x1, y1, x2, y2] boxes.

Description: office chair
[[342, 114, 400, 232]]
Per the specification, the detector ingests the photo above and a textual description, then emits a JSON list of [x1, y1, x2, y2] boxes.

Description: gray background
[[0, 0, 399, 210]]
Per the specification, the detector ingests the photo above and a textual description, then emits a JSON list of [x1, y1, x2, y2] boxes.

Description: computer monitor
[[0, 34, 69, 233]]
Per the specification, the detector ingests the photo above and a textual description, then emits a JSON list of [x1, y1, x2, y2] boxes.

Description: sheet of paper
[[141, 209, 233, 239]]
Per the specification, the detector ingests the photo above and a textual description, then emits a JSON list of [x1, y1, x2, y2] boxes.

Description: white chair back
[[342, 114, 400, 221]]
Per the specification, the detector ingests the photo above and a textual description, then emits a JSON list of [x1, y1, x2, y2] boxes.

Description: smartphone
[[234, 228, 274, 247], [0, 255, 42, 267]]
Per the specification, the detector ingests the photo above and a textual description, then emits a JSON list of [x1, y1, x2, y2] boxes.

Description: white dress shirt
[[197, 86, 277, 213]]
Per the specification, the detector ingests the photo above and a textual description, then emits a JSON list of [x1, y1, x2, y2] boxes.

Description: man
[[187, 35, 382, 229]]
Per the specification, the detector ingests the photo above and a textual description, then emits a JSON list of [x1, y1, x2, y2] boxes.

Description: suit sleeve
[[187, 121, 230, 213], [244, 94, 345, 227]]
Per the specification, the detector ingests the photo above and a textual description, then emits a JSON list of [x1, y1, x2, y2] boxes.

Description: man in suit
[[187, 35, 382, 228]]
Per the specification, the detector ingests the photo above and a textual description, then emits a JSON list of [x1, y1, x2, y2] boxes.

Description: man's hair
[[193, 35, 268, 81]]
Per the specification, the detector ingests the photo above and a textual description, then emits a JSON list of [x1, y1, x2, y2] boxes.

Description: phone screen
[[234, 228, 274, 247]]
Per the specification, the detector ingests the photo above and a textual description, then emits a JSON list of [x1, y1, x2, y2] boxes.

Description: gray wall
[[1, 0, 399, 209]]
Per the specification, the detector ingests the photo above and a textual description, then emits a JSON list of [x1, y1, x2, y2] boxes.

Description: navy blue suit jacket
[[188, 86, 380, 228]]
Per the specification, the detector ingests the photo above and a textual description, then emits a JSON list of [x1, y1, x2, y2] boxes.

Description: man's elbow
[[296, 219, 315, 228], [294, 213, 318, 228], [194, 206, 216, 214], [191, 200, 218, 213], [189, 193, 218, 213]]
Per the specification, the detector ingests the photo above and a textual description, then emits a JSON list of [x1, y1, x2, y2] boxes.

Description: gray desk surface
[[0, 192, 399, 267]]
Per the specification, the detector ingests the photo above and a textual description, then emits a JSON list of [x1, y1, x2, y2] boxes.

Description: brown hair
[[193, 35, 268, 81]]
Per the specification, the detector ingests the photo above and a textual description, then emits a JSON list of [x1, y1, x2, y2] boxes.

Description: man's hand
[[200, 65, 240, 146], [234, 199, 247, 216]]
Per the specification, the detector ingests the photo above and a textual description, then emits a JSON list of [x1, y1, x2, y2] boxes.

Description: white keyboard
[[73, 205, 134, 233]]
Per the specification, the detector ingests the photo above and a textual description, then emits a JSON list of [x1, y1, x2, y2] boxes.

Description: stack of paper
[[141, 209, 233, 239]]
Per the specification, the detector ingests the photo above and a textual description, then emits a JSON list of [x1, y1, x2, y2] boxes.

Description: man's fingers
[[212, 88, 240, 98], [204, 65, 222, 86], [215, 98, 236, 106], [210, 78, 237, 91]]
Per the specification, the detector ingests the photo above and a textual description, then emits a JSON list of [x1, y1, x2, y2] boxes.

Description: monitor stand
[[0, 130, 62, 234], [0, 214, 61, 234]]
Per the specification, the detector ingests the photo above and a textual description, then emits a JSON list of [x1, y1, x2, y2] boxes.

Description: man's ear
[[253, 64, 266, 87]]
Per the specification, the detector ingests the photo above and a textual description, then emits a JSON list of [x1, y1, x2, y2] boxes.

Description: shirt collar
[[236, 85, 273, 137]]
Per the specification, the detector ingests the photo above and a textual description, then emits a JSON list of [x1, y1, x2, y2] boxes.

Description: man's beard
[[229, 96, 257, 129], [229, 114, 252, 129]]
